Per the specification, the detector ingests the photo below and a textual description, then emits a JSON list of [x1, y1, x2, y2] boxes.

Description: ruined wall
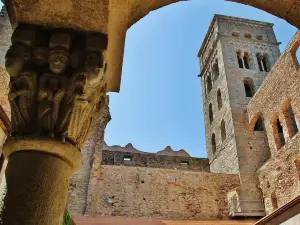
[[91, 166, 240, 220], [247, 31, 300, 215], [102, 150, 210, 172]]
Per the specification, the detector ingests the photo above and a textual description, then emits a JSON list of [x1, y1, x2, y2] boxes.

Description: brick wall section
[[92, 166, 240, 220], [247, 31, 300, 215], [102, 150, 210, 172]]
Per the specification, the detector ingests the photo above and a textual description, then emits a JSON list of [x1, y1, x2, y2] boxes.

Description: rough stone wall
[[92, 166, 240, 220], [67, 96, 111, 215], [102, 150, 210, 172], [247, 31, 300, 215]]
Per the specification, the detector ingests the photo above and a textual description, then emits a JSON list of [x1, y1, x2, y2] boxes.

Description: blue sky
[[105, 0, 297, 158]]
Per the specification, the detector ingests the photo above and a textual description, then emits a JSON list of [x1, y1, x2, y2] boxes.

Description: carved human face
[[48, 50, 69, 74], [5, 44, 29, 78], [34, 47, 49, 67], [85, 52, 103, 81]]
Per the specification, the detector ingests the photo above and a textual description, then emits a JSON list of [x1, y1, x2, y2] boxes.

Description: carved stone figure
[[38, 47, 69, 135], [6, 43, 37, 134]]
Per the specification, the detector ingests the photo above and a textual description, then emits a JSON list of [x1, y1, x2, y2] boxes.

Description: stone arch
[[243, 77, 255, 98], [249, 112, 263, 134], [272, 115, 286, 150], [271, 191, 278, 211], [262, 53, 270, 72], [291, 40, 300, 69]]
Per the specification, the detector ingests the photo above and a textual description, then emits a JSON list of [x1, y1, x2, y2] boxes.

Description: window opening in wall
[[213, 59, 219, 81], [257, 35, 263, 41], [180, 161, 189, 165], [277, 119, 286, 147], [212, 133, 216, 154], [244, 33, 252, 39], [295, 157, 300, 180], [232, 32, 239, 37], [207, 75, 212, 93], [244, 78, 254, 98], [237, 51, 243, 68], [221, 120, 226, 142], [256, 53, 263, 71], [209, 103, 213, 124], [284, 104, 298, 138], [262, 54, 270, 72], [217, 89, 222, 109], [254, 116, 265, 131], [243, 52, 250, 69], [271, 192, 278, 211], [124, 156, 132, 161]]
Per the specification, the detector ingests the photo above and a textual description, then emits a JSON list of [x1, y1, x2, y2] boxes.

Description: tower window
[[262, 54, 270, 72], [213, 59, 219, 81], [237, 51, 244, 68], [244, 78, 255, 98], [211, 133, 216, 154], [256, 35, 263, 41], [254, 116, 265, 131], [221, 120, 226, 142], [292, 44, 300, 69], [243, 52, 250, 69], [209, 103, 213, 124], [217, 89, 222, 109], [244, 33, 252, 39], [273, 118, 286, 150], [256, 53, 263, 71], [232, 32, 239, 37], [207, 75, 212, 93], [283, 104, 298, 138], [296, 47, 300, 68]]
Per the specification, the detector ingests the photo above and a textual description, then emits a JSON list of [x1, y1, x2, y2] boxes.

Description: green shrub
[[63, 211, 73, 225]]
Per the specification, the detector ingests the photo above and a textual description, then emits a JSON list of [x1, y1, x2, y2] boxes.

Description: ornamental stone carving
[[5, 25, 108, 148]]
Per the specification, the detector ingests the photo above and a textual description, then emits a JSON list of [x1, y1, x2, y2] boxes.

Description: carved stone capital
[[5, 24, 108, 149]]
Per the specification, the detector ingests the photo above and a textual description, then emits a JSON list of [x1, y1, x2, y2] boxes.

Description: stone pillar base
[[1, 137, 82, 225]]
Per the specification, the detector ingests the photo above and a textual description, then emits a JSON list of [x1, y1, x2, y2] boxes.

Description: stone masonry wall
[[247, 31, 300, 215], [92, 166, 240, 220], [102, 150, 210, 172]]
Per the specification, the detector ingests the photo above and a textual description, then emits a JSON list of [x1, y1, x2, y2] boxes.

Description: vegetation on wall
[[63, 211, 73, 225]]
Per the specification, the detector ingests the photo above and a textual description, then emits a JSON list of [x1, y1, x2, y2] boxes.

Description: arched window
[[207, 75, 212, 93], [221, 120, 226, 142], [296, 47, 300, 67], [211, 133, 216, 154], [217, 89, 222, 109], [244, 78, 255, 98], [209, 103, 213, 124], [254, 116, 265, 131], [237, 51, 243, 68], [271, 192, 278, 211], [283, 104, 298, 138], [243, 52, 250, 69], [213, 59, 219, 81], [256, 53, 263, 71], [262, 54, 270, 72], [273, 118, 286, 149]]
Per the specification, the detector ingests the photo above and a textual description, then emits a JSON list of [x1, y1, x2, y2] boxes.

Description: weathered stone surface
[[247, 31, 300, 215]]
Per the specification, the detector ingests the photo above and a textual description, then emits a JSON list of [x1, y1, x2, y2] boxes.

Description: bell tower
[[198, 14, 281, 209]]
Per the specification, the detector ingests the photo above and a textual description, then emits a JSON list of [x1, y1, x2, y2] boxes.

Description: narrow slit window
[[124, 156, 132, 161], [274, 118, 285, 149], [207, 75, 212, 93], [237, 52, 243, 68], [257, 53, 263, 71], [217, 89, 222, 109], [262, 54, 270, 72], [221, 120, 226, 142], [212, 133, 216, 154], [213, 59, 220, 81], [271, 192, 278, 211], [244, 78, 254, 98], [243, 53, 250, 69], [209, 104, 213, 124], [180, 161, 189, 165]]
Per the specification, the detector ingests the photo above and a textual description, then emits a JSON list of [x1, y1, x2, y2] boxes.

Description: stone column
[[1, 24, 108, 224]]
